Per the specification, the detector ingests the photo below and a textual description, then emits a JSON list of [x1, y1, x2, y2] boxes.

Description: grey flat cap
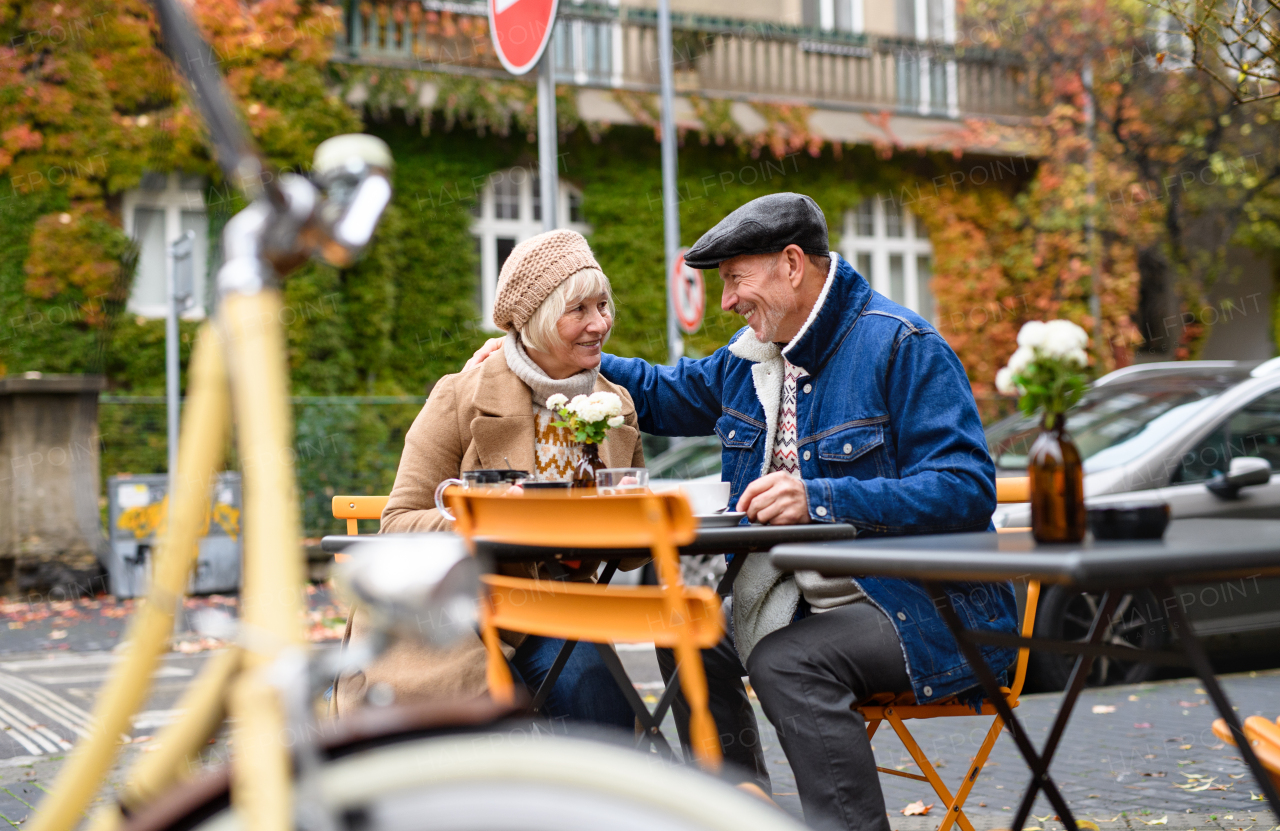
[[684, 192, 829, 269]]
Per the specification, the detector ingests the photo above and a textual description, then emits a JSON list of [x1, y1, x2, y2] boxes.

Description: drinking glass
[[435, 469, 529, 519], [595, 468, 649, 496]]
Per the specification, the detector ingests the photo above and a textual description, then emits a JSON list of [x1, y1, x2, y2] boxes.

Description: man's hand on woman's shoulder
[[463, 337, 503, 371]]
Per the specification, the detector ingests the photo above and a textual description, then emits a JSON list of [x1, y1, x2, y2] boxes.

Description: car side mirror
[[1205, 456, 1272, 499]]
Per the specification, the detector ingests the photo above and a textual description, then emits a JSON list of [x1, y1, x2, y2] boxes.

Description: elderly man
[[469, 193, 1017, 831]]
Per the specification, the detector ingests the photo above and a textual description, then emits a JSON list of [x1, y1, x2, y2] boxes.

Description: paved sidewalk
[[0, 594, 1276, 830], [753, 670, 1280, 829]]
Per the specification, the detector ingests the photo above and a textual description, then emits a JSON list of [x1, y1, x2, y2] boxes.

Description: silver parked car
[[988, 358, 1280, 689]]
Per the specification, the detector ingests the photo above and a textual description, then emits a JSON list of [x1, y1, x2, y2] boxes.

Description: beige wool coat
[[333, 353, 646, 716]]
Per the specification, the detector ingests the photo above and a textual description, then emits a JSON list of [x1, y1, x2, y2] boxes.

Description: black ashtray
[[1087, 502, 1170, 540], [522, 480, 571, 490]]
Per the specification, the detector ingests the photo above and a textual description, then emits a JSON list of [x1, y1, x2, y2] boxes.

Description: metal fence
[[99, 396, 423, 538], [100, 392, 1017, 539]]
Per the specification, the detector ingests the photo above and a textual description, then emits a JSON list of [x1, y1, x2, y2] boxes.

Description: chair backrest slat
[[446, 490, 697, 549], [996, 476, 1029, 504], [331, 495, 389, 536]]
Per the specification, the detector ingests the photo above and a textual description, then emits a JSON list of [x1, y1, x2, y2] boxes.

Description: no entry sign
[[488, 0, 559, 76], [669, 248, 705, 334]]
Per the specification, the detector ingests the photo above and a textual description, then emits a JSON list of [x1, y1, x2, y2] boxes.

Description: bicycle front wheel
[[128, 726, 805, 831]]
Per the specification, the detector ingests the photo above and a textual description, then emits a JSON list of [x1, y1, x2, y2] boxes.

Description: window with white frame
[[122, 172, 210, 318], [841, 197, 935, 324], [470, 168, 590, 330], [553, 6, 620, 87], [804, 0, 864, 32]]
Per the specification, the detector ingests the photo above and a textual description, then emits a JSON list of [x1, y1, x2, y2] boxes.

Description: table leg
[[715, 553, 747, 597], [591, 642, 677, 761], [925, 583, 1080, 831], [530, 640, 578, 714], [651, 664, 682, 725], [1010, 590, 1119, 831], [1154, 583, 1280, 812]]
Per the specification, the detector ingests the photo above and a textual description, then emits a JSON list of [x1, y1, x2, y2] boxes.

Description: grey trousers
[[748, 601, 912, 831], [655, 638, 771, 791]]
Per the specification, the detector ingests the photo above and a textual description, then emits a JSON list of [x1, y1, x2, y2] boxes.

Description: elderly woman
[[334, 230, 642, 729]]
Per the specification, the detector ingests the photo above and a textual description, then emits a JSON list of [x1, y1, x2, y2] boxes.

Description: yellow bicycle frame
[[31, 290, 307, 831]]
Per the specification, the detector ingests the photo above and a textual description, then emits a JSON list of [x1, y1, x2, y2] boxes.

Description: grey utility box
[[104, 473, 243, 598]]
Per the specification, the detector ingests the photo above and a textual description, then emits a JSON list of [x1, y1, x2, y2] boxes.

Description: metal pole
[[165, 247, 181, 499], [658, 0, 681, 365], [538, 51, 559, 233], [1083, 59, 1104, 357], [167, 231, 196, 499]]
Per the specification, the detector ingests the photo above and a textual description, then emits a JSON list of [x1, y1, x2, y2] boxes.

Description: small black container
[[522, 480, 571, 490], [1087, 502, 1171, 540]]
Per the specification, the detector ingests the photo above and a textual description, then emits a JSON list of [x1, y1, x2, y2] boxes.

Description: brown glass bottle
[[1028, 414, 1086, 542], [573, 442, 603, 489]]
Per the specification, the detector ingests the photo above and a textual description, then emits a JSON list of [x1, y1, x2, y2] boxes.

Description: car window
[[1173, 389, 1280, 482], [647, 437, 722, 480], [987, 381, 1228, 473], [1174, 424, 1230, 482], [1230, 390, 1280, 469]]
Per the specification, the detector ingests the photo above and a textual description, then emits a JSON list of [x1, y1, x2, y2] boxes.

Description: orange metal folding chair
[[1212, 715, 1280, 790], [857, 476, 1037, 831], [446, 489, 725, 770]]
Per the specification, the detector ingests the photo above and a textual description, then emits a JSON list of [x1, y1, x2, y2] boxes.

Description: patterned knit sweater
[[503, 332, 595, 480], [769, 352, 865, 612]]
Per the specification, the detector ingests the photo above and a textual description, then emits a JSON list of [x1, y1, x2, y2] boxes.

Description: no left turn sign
[[488, 0, 559, 76], [670, 249, 705, 334]]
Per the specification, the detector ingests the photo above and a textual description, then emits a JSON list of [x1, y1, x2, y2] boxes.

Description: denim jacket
[[601, 254, 1018, 704]]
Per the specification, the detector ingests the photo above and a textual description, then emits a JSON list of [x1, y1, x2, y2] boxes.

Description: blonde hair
[[519, 267, 615, 354]]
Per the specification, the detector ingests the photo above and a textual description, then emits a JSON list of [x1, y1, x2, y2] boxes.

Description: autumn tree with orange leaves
[[0, 0, 360, 373], [956, 0, 1280, 377]]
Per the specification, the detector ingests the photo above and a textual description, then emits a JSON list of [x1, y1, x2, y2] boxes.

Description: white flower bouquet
[[546, 391, 625, 444], [995, 320, 1090, 429]]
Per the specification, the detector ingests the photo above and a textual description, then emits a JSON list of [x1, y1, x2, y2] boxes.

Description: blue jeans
[[509, 636, 634, 731]]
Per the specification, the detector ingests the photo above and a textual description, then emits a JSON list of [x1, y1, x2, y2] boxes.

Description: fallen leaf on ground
[[1251, 793, 1266, 801], [1092, 705, 1117, 714], [900, 801, 933, 816], [49, 629, 66, 639], [1077, 822, 1101, 831], [1179, 744, 1193, 750], [1134, 722, 1152, 728], [1141, 816, 1168, 825], [1129, 694, 1140, 701]]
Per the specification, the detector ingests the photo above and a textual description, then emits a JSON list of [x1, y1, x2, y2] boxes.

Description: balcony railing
[[334, 0, 1031, 119]]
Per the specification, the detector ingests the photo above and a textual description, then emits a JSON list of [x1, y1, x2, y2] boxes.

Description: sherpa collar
[[782, 253, 870, 377]]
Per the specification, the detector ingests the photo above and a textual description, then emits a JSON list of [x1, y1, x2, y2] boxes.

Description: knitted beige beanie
[[492, 229, 601, 332]]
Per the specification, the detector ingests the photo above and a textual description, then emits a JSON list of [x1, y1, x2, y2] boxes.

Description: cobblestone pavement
[[618, 648, 1280, 830], [0, 619, 1276, 830]]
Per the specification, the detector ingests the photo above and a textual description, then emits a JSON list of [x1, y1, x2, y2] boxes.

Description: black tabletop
[[770, 519, 1280, 591], [322, 522, 856, 560]]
